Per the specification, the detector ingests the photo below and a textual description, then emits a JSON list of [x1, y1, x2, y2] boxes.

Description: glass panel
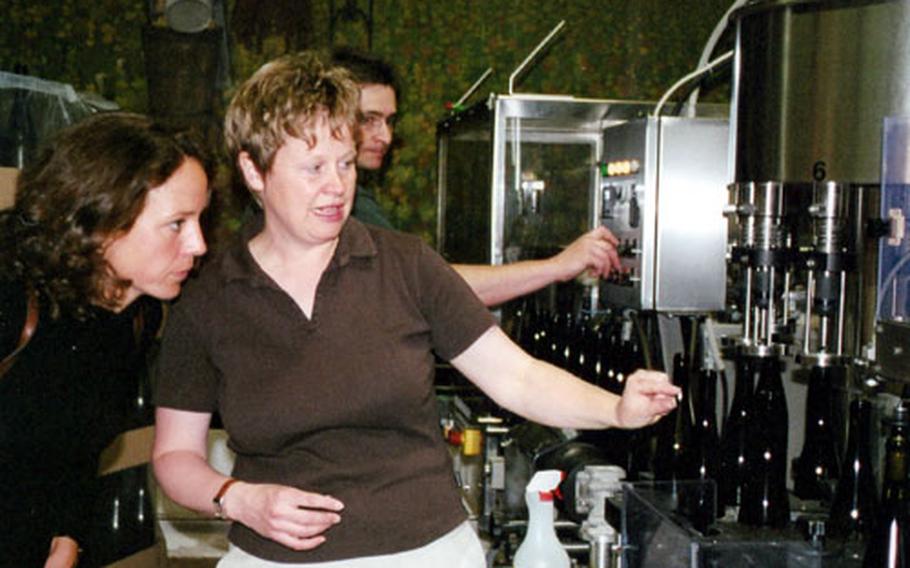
[[502, 117, 594, 264], [878, 116, 910, 321]]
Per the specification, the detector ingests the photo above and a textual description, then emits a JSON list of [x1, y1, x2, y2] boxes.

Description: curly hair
[[224, 50, 360, 181], [0, 112, 212, 318]]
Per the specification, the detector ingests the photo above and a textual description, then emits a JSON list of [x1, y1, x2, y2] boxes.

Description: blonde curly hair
[[224, 50, 360, 183]]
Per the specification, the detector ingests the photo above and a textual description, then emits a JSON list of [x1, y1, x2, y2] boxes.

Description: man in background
[[333, 48, 622, 306]]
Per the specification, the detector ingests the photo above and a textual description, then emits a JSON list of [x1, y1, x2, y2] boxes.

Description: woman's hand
[[614, 369, 680, 429], [44, 536, 80, 568], [223, 481, 344, 551]]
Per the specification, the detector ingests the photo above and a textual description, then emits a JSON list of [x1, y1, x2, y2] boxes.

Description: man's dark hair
[[331, 47, 398, 96]]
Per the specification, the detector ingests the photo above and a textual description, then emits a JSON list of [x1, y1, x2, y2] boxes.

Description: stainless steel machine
[[435, 2, 910, 566], [725, 0, 910, 367]]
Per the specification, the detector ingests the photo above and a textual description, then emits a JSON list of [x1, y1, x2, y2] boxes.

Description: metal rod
[[744, 268, 753, 342], [509, 20, 566, 94], [820, 314, 830, 352], [837, 270, 846, 355], [512, 118, 522, 213], [767, 266, 776, 346], [783, 270, 791, 323], [804, 270, 815, 354], [455, 67, 493, 108]]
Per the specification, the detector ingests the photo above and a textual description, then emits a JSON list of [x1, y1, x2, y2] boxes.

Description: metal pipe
[[652, 50, 733, 117], [837, 270, 847, 356], [783, 270, 791, 325], [508, 20, 566, 94], [588, 533, 617, 568], [744, 268, 754, 342], [454, 67, 493, 108], [804, 270, 815, 354], [820, 314, 830, 353], [767, 266, 776, 346]]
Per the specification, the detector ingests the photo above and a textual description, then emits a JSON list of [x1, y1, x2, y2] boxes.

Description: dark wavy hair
[[330, 47, 399, 96], [0, 112, 212, 318]]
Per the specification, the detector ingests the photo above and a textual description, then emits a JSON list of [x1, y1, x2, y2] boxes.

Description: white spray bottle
[[513, 469, 570, 568]]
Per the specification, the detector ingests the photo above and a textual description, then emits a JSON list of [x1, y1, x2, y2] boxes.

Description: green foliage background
[[0, 0, 732, 244]]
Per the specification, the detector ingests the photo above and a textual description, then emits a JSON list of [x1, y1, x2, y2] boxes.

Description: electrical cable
[[652, 50, 734, 118], [685, 0, 749, 117], [874, 250, 910, 319]]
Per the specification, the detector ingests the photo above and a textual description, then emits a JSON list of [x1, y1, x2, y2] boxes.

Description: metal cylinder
[[732, 0, 910, 185], [730, 0, 897, 361], [588, 532, 615, 568], [811, 181, 851, 254], [729, 181, 787, 251]]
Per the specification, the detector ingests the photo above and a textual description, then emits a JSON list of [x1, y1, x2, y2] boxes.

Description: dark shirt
[[0, 279, 160, 567], [352, 183, 395, 229], [154, 217, 495, 562]]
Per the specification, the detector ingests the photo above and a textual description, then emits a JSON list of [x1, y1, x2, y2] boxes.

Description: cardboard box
[[0, 166, 17, 209], [98, 426, 155, 475]]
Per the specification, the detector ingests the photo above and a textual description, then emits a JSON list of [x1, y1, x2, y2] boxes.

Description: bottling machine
[[435, 1, 910, 566]]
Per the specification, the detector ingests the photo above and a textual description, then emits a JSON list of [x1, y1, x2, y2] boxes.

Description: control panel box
[[599, 117, 730, 312]]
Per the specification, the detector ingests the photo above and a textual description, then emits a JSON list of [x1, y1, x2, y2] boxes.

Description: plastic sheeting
[[0, 71, 118, 168]]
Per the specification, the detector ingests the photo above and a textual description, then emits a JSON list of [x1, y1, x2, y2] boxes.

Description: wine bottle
[[863, 402, 910, 567], [530, 304, 548, 360], [83, 464, 157, 565], [598, 319, 623, 395], [653, 353, 695, 482], [829, 398, 878, 555], [509, 297, 529, 351], [571, 311, 590, 379], [685, 368, 721, 532], [692, 369, 721, 480], [793, 365, 842, 501], [577, 313, 598, 382], [546, 311, 563, 365], [738, 357, 790, 528], [718, 356, 755, 512]]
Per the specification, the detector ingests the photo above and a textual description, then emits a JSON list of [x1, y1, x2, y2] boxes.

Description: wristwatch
[[213, 478, 239, 519]]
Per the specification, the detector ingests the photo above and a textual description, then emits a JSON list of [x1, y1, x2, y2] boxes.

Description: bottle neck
[[883, 424, 910, 505], [845, 400, 872, 456], [733, 358, 755, 399], [527, 498, 556, 530], [756, 360, 782, 388]]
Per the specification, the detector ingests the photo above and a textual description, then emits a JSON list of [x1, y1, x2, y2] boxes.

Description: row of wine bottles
[[505, 301, 910, 565], [509, 302, 645, 394], [81, 464, 158, 567], [662, 353, 909, 567]]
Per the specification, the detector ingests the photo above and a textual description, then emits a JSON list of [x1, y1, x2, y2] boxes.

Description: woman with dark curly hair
[[0, 112, 211, 567]]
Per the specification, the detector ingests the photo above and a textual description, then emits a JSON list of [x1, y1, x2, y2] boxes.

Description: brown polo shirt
[[154, 217, 495, 562]]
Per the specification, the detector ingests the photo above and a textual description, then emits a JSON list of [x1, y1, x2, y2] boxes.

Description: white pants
[[217, 521, 486, 568]]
